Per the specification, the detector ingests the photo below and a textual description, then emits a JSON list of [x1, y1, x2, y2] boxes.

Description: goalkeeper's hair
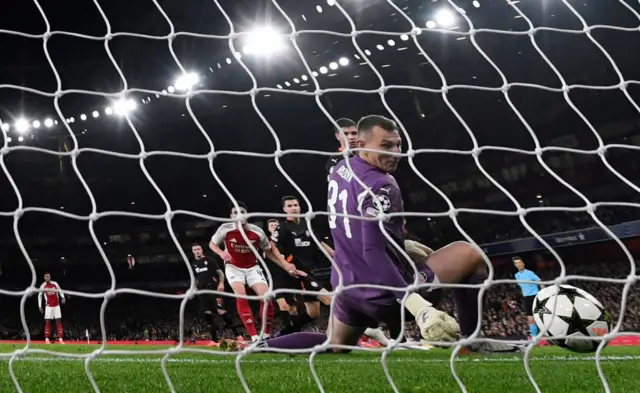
[[512, 256, 524, 263], [230, 200, 248, 213], [333, 118, 356, 133], [281, 195, 299, 207], [357, 115, 398, 136]]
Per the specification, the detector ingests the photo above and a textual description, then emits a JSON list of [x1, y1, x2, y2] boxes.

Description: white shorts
[[225, 264, 267, 288], [44, 306, 61, 320]]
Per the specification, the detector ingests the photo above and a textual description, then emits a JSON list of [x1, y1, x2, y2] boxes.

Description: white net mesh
[[1, 0, 640, 392]]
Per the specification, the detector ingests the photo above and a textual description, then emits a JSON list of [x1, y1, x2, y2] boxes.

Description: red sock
[[44, 320, 51, 339], [259, 300, 275, 335], [56, 320, 63, 339], [236, 298, 257, 337]]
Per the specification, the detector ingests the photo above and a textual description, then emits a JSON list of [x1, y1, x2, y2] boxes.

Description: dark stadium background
[[0, 0, 638, 341]]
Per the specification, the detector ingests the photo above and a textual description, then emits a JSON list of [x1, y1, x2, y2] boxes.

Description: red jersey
[[211, 223, 270, 268], [38, 281, 64, 308]]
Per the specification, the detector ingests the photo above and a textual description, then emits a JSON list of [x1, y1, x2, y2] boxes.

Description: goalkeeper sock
[[56, 320, 63, 339], [259, 299, 275, 336], [236, 298, 257, 337], [44, 320, 51, 339], [452, 274, 485, 337], [530, 324, 539, 338], [204, 313, 219, 342], [278, 312, 313, 336], [261, 332, 327, 350]]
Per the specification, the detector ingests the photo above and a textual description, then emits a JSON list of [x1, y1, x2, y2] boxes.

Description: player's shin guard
[[452, 274, 486, 337], [56, 320, 63, 339], [259, 299, 275, 336], [204, 313, 219, 342], [44, 320, 51, 339], [236, 298, 257, 337]]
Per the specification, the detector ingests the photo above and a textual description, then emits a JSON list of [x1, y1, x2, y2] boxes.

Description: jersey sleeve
[[52, 281, 64, 299], [360, 181, 408, 295], [529, 271, 541, 281], [211, 225, 226, 246], [38, 282, 45, 308]]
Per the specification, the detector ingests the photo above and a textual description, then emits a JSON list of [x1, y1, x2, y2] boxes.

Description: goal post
[[0, 1, 639, 393]]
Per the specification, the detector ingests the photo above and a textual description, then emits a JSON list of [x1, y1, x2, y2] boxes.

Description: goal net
[[0, 0, 639, 392]]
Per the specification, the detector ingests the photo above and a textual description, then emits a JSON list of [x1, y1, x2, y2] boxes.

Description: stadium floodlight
[[312, 71, 319, 77], [162, 89, 167, 95], [80, 114, 87, 121], [473, 0, 480, 7], [319, 66, 328, 74], [339, 57, 349, 66], [277, 84, 283, 89], [364, 49, 372, 56], [15, 118, 29, 134], [426, 20, 437, 28], [175, 72, 199, 91], [105, 107, 113, 115], [376, 44, 384, 51], [242, 27, 286, 57], [434, 9, 455, 27], [301, 74, 308, 81], [293, 78, 300, 83], [400, 34, 409, 41], [329, 62, 338, 70], [32, 120, 41, 128], [167, 85, 175, 93], [316, 5, 323, 13], [1, 123, 9, 132], [69, 117, 75, 123], [17, 136, 24, 142], [6, 137, 11, 142], [44, 118, 54, 128], [327, 0, 335, 5], [387, 39, 396, 47], [92, 111, 99, 118], [113, 98, 137, 116], [284, 81, 291, 87], [225, 57, 232, 64]]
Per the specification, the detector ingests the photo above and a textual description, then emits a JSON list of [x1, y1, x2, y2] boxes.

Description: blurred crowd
[[0, 259, 636, 343]]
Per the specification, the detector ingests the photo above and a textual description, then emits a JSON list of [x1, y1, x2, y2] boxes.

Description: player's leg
[[226, 265, 258, 339], [215, 299, 244, 339], [44, 307, 53, 343], [199, 295, 221, 344], [523, 296, 538, 338], [54, 306, 64, 343], [249, 281, 275, 339], [420, 241, 519, 352]]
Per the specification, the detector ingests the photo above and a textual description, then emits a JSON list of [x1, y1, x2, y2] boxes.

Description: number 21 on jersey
[[328, 180, 352, 239]]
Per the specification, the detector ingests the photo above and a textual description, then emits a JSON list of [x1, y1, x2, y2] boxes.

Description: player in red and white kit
[[38, 273, 65, 344], [210, 201, 306, 342]]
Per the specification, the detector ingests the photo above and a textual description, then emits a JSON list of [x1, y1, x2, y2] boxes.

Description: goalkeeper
[[261, 115, 519, 353]]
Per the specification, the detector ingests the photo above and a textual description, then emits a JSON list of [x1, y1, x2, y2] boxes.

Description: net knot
[[139, 151, 149, 160], [627, 274, 638, 284], [304, 211, 315, 220], [89, 212, 99, 222], [534, 147, 543, 156], [410, 27, 422, 38], [14, 208, 24, 219], [24, 286, 37, 297], [164, 210, 175, 222], [103, 289, 116, 300], [185, 287, 197, 300], [274, 149, 284, 158], [207, 151, 217, 161], [619, 80, 629, 90], [0, 146, 8, 156], [406, 148, 415, 158], [585, 202, 595, 214], [597, 145, 607, 156], [553, 277, 567, 286]]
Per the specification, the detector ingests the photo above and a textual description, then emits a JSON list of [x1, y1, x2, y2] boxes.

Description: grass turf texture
[[0, 344, 638, 392]]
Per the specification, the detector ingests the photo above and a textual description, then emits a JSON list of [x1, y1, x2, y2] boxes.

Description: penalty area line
[[2, 355, 640, 364]]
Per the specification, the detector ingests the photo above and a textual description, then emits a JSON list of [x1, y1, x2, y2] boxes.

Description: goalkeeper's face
[[231, 207, 248, 225], [359, 126, 401, 173]]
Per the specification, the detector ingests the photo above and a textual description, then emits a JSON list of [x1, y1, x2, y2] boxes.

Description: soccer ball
[[532, 284, 612, 353]]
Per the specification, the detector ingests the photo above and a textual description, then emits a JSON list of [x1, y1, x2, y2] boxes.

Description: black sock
[[452, 274, 486, 337], [279, 311, 292, 326], [220, 313, 242, 336], [279, 312, 314, 335], [204, 313, 219, 342]]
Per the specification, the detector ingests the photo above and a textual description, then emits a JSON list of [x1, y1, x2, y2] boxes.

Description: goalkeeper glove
[[405, 293, 460, 342]]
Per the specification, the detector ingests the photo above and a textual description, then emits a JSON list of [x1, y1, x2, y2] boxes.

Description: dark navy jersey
[[271, 219, 319, 270], [328, 155, 408, 305], [190, 256, 222, 289]]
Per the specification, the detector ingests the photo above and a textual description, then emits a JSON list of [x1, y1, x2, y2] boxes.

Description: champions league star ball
[[532, 284, 612, 353]]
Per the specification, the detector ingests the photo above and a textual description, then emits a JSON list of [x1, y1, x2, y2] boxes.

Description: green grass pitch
[[0, 344, 638, 392]]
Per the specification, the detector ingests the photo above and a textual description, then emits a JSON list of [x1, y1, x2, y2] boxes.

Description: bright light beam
[[175, 72, 199, 91], [44, 118, 54, 128], [242, 27, 286, 57], [15, 119, 29, 134], [434, 9, 456, 27]]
